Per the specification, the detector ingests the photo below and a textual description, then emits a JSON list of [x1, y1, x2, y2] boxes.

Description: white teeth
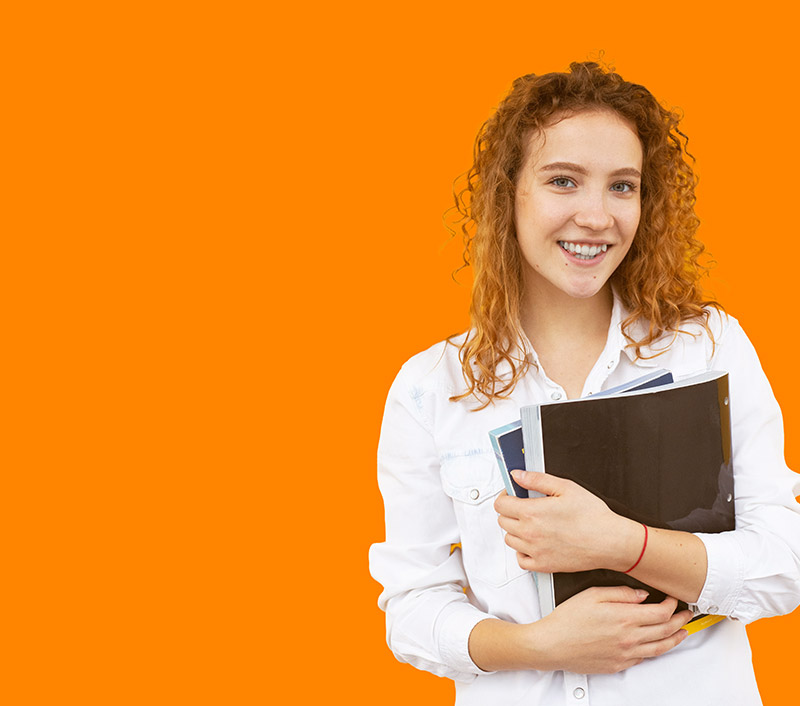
[[558, 241, 609, 260]]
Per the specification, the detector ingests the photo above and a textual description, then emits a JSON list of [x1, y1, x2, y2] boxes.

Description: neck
[[520, 281, 614, 349]]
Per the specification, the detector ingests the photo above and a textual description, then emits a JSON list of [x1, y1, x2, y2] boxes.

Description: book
[[489, 369, 675, 499], [519, 370, 734, 626]]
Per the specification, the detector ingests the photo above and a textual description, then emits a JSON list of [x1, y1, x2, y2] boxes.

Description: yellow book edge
[[685, 613, 725, 635]]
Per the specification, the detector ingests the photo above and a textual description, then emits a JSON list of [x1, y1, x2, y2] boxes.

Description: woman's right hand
[[469, 585, 693, 674], [534, 586, 693, 674]]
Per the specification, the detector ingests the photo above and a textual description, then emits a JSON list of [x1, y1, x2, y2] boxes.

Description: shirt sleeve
[[368, 363, 493, 681], [693, 317, 800, 623]]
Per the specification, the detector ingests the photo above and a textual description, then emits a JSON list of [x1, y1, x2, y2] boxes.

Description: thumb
[[591, 585, 650, 604], [511, 469, 568, 496]]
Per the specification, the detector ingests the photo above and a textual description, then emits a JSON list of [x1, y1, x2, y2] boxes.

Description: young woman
[[369, 62, 800, 705]]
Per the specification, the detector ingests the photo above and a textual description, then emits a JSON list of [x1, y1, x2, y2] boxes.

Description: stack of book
[[489, 370, 735, 633]]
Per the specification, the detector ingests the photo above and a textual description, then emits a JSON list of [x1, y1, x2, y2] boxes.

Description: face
[[514, 110, 643, 301]]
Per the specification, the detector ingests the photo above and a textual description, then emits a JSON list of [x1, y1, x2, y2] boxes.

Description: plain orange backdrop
[[4, 1, 799, 704]]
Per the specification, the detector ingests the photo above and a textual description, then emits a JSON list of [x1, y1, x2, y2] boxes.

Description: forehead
[[523, 110, 643, 170]]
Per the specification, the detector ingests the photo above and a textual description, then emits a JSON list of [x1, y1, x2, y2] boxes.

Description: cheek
[[514, 193, 537, 225], [619, 202, 641, 239], [517, 196, 572, 235]]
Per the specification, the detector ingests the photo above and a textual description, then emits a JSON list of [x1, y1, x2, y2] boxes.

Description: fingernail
[[635, 590, 648, 600], [511, 470, 524, 479]]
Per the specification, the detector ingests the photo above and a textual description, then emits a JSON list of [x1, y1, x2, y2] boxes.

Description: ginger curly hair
[[449, 61, 720, 407]]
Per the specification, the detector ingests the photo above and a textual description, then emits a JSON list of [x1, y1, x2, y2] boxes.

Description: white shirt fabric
[[369, 297, 800, 706]]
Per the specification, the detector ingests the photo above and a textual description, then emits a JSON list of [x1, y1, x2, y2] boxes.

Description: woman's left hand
[[494, 470, 642, 574]]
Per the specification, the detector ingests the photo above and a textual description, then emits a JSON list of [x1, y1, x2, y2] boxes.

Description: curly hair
[[449, 61, 720, 407]]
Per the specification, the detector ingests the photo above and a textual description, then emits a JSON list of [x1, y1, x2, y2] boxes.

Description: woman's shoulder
[[629, 305, 732, 346], [633, 306, 747, 371], [682, 307, 748, 353], [394, 332, 469, 390], [381, 334, 475, 431], [687, 305, 736, 335]]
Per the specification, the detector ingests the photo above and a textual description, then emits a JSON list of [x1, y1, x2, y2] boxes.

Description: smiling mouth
[[558, 241, 609, 260]]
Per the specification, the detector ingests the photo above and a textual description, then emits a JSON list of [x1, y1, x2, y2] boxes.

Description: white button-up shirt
[[369, 298, 800, 705]]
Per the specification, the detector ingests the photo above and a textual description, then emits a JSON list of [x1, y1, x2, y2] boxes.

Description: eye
[[549, 176, 576, 188], [610, 181, 637, 193]]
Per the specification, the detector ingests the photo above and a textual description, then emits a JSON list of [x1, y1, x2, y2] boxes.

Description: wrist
[[607, 516, 646, 572], [525, 614, 562, 672], [468, 618, 555, 672]]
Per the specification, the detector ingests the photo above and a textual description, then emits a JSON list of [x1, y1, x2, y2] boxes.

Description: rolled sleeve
[[693, 530, 745, 616], [437, 602, 495, 679], [694, 318, 800, 622]]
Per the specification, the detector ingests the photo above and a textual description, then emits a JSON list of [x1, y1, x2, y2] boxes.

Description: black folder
[[519, 371, 734, 622]]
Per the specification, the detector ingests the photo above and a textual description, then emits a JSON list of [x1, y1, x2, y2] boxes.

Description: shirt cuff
[[436, 601, 497, 679], [693, 531, 744, 617]]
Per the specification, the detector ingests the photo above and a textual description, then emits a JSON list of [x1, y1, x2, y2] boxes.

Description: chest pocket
[[440, 451, 528, 588]]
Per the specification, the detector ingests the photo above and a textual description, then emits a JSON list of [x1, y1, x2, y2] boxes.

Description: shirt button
[[606, 360, 615, 369], [550, 391, 563, 401], [469, 489, 480, 500], [708, 605, 719, 614], [573, 687, 586, 699]]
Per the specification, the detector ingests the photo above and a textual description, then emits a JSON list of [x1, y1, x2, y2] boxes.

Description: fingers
[[592, 588, 682, 622], [496, 512, 518, 534], [632, 596, 699, 632], [585, 585, 651, 605], [494, 485, 542, 517], [516, 550, 539, 572], [636, 607, 693, 643], [633, 595, 678, 624], [510, 469, 571, 495], [632, 616, 692, 660], [546, 587, 694, 674], [620, 601, 694, 662], [606, 600, 692, 667], [494, 492, 523, 517], [494, 470, 573, 512]]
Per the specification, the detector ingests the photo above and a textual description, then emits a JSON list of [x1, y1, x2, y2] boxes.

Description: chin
[[563, 281, 609, 300]]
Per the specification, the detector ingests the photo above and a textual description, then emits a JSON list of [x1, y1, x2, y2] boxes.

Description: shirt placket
[[564, 672, 590, 704], [582, 351, 620, 397]]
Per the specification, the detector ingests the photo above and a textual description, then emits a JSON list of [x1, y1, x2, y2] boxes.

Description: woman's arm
[[692, 317, 800, 621], [468, 587, 692, 674], [497, 470, 708, 602], [369, 362, 492, 682], [495, 316, 800, 623], [370, 353, 695, 680]]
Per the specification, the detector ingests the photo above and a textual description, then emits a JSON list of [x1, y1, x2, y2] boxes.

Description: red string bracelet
[[623, 523, 648, 574]]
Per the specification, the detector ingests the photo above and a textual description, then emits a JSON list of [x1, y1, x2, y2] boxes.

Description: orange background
[[6, 2, 799, 704]]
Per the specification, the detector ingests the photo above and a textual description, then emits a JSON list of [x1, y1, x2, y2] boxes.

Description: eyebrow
[[538, 161, 642, 179]]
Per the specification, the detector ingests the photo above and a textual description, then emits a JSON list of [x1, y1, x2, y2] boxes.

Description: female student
[[369, 62, 800, 704]]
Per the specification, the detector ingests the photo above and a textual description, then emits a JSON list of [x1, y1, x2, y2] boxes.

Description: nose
[[573, 191, 614, 231]]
